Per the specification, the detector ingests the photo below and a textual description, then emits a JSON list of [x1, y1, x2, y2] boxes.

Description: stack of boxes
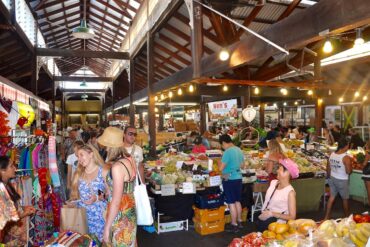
[[193, 188, 226, 235]]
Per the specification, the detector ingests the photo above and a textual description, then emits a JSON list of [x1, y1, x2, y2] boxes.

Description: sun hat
[[279, 158, 299, 179], [97, 126, 124, 148]]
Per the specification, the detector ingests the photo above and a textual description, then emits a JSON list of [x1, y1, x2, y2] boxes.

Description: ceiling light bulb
[[169, 91, 173, 98], [219, 49, 230, 61], [323, 38, 333, 53], [258, 104, 260, 108], [155, 107, 158, 113], [307, 90, 313, 96], [339, 97, 343, 102], [177, 88, 183, 95], [189, 84, 194, 93], [154, 96, 158, 101], [294, 101, 298, 105], [280, 88, 288, 95], [363, 96, 368, 101], [254, 87, 259, 95], [354, 29, 365, 47], [265, 104, 268, 108], [273, 103, 277, 107], [223, 85, 228, 92], [328, 89, 332, 96], [318, 98, 323, 104], [354, 91, 360, 98], [160, 94, 164, 100], [283, 102, 287, 106]]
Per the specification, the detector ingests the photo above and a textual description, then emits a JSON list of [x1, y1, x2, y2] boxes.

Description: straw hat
[[97, 127, 124, 148]]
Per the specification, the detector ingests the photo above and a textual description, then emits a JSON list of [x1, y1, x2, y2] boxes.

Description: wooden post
[[129, 59, 135, 126], [200, 97, 207, 134], [358, 104, 363, 126], [30, 53, 38, 95], [147, 33, 156, 158], [111, 84, 115, 121], [158, 107, 164, 131], [314, 56, 323, 133], [259, 104, 265, 128], [241, 86, 251, 127], [191, 1, 203, 78], [52, 78, 56, 123], [139, 111, 144, 129]]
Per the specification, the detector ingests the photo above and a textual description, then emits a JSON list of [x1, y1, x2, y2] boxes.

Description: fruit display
[[283, 139, 304, 149], [229, 233, 268, 247]]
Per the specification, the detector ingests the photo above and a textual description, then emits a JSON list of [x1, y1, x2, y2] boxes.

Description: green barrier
[[291, 178, 325, 213]]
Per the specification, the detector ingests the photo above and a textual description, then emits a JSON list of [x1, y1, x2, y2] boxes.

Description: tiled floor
[[137, 199, 369, 247]]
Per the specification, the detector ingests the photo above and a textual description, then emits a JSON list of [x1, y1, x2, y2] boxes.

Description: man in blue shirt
[[219, 134, 244, 233]]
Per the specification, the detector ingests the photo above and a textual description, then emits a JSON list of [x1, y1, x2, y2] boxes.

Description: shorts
[[328, 177, 349, 199], [222, 179, 242, 204]]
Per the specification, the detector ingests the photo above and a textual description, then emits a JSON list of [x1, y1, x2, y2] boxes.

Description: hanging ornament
[[242, 105, 257, 122], [0, 111, 11, 144]]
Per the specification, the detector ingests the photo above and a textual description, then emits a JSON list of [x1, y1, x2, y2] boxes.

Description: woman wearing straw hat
[[98, 127, 137, 247]]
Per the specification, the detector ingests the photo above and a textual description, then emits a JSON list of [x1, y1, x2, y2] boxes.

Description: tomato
[[362, 215, 370, 223], [354, 214, 362, 223], [228, 238, 243, 247]]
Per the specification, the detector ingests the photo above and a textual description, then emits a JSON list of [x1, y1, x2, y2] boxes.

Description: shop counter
[[349, 170, 368, 204], [291, 177, 325, 213]]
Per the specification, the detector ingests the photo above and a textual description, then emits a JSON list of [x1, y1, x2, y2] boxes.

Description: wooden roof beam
[[38, 2, 80, 20], [54, 76, 112, 82], [235, 5, 263, 40], [154, 42, 190, 66], [39, 10, 81, 28], [36, 48, 129, 59]]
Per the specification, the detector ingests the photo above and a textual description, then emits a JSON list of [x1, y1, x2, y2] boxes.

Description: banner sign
[[208, 99, 238, 120]]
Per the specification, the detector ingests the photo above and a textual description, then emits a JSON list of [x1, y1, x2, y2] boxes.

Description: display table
[[349, 170, 368, 204], [291, 177, 325, 213]]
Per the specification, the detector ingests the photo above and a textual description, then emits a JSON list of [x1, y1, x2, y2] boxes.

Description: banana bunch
[[350, 223, 370, 247], [335, 217, 356, 237]]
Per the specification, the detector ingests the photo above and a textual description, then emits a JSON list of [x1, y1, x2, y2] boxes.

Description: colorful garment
[[77, 167, 107, 241], [0, 183, 19, 230], [106, 158, 137, 247], [2, 199, 27, 247]]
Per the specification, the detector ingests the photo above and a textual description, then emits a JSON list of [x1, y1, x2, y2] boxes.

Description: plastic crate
[[193, 218, 225, 235], [193, 206, 226, 223], [195, 193, 224, 209], [224, 208, 248, 224]]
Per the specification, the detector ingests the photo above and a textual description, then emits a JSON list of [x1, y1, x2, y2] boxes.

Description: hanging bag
[[60, 206, 88, 234], [134, 170, 153, 225]]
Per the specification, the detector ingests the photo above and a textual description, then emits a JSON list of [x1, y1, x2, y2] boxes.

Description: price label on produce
[[209, 175, 221, 186], [176, 161, 184, 170], [161, 184, 176, 196], [182, 182, 195, 194]]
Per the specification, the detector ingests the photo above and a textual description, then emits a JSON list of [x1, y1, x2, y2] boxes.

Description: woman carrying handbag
[[98, 127, 137, 247]]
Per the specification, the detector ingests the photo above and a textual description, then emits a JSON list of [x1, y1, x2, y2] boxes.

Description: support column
[[191, 1, 203, 78], [100, 96, 104, 127], [314, 56, 323, 133], [112, 84, 115, 121], [241, 86, 251, 127], [259, 104, 265, 128], [139, 111, 144, 129], [158, 107, 164, 131], [358, 104, 363, 126], [147, 33, 156, 158], [129, 59, 135, 126], [52, 78, 56, 123], [200, 97, 207, 134], [30, 53, 38, 95]]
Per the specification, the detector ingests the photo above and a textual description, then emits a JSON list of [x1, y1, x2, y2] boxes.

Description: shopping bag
[[134, 172, 153, 225], [60, 206, 88, 234]]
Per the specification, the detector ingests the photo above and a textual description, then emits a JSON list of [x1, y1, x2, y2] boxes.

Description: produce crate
[[193, 218, 225, 235], [195, 193, 224, 209], [193, 206, 226, 223], [224, 208, 248, 224]]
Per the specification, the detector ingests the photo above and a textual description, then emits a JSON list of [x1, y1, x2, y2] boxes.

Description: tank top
[[329, 152, 349, 180], [262, 180, 295, 223]]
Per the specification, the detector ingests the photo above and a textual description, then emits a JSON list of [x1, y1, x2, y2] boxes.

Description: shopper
[[264, 139, 286, 181], [66, 140, 84, 196], [219, 134, 244, 233], [323, 127, 335, 146], [348, 128, 365, 149], [98, 127, 137, 246], [0, 156, 36, 246], [331, 125, 342, 143], [362, 140, 370, 206], [192, 136, 207, 154], [69, 144, 108, 241], [257, 158, 299, 232], [63, 128, 78, 161], [324, 138, 352, 220], [123, 125, 145, 182], [89, 131, 99, 150]]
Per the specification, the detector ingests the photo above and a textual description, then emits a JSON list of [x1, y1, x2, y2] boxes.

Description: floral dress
[[78, 167, 107, 241], [106, 158, 137, 247]]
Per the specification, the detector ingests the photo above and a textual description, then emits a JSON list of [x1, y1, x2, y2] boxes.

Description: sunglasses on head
[[127, 132, 137, 137]]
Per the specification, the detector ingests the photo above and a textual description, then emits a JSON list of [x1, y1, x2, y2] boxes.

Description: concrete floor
[[137, 199, 369, 247]]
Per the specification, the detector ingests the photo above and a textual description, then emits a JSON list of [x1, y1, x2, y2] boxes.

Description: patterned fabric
[[106, 158, 137, 247], [0, 183, 19, 230], [48, 136, 61, 187], [77, 167, 107, 241], [2, 200, 27, 247]]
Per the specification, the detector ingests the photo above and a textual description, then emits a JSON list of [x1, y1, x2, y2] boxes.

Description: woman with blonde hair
[[264, 139, 286, 181], [98, 127, 137, 246], [68, 144, 108, 241]]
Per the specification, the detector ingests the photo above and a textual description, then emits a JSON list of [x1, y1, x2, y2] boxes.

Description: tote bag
[[60, 206, 88, 234], [134, 171, 153, 225]]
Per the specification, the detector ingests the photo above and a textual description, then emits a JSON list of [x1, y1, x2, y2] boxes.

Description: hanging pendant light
[[354, 28, 365, 47], [323, 38, 333, 53], [80, 79, 87, 87], [177, 88, 183, 95], [72, 0, 95, 39]]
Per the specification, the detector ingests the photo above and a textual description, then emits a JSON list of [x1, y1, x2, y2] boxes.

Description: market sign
[[208, 99, 238, 120]]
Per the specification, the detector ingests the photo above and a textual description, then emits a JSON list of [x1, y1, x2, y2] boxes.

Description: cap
[[279, 158, 299, 179]]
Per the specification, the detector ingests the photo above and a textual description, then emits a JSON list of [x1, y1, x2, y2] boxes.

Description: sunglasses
[[127, 132, 137, 137]]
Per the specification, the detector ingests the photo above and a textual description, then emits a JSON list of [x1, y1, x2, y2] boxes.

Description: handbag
[[60, 206, 88, 234], [134, 170, 153, 225]]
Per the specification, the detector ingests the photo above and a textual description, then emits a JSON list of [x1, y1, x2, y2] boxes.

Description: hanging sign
[[208, 99, 238, 120], [242, 105, 257, 122]]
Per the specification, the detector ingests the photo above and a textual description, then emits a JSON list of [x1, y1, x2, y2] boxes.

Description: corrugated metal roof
[[256, 3, 286, 22]]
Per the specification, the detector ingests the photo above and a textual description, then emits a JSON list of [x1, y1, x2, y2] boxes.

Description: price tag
[[192, 164, 198, 171], [289, 133, 296, 139], [209, 175, 221, 187], [182, 182, 195, 194], [161, 184, 176, 196], [176, 161, 184, 170]]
